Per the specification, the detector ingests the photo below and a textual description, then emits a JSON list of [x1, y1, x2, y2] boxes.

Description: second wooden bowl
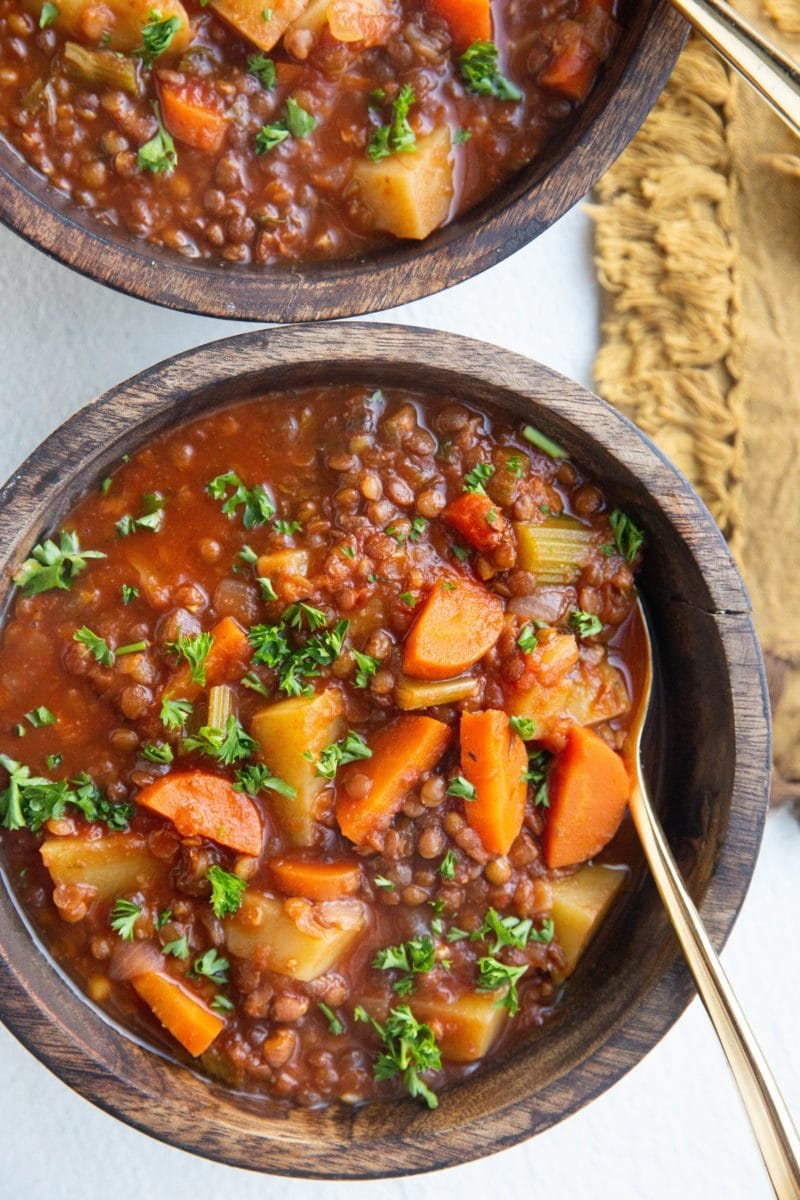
[[0, 324, 770, 1176]]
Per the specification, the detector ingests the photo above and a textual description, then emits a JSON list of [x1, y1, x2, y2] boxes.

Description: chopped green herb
[[211, 993, 234, 1012], [352, 648, 380, 689], [438, 849, 456, 879], [241, 670, 271, 697], [160, 695, 193, 731], [46, 753, 62, 771], [155, 908, 172, 929], [458, 39, 521, 101], [183, 715, 257, 765], [283, 602, 327, 631], [25, 706, 56, 729], [368, 83, 416, 161], [447, 775, 477, 801], [248, 622, 291, 667], [274, 518, 302, 536], [207, 865, 247, 918], [399, 591, 417, 607], [285, 96, 317, 136], [522, 424, 567, 459], [517, 623, 538, 654], [141, 742, 173, 764], [12, 724, 25, 738], [452, 544, 468, 562], [373, 935, 437, 996], [600, 542, 616, 557], [258, 576, 278, 601], [74, 626, 114, 667], [609, 509, 644, 563], [14, 531, 105, 597], [137, 102, 176, 173], [162, 935, 190, 960], [570, 609, 603, 638], [255, 122, 290, 154], [238, 545, 258, 567], [506, 455, 524, 478], [116, 492, 166, 537], [446, 927, 469, 942], [208, 471, 274, 528], [167, 630, 214, 686], [318, 1002, 344, 1035], [247, 53, 276, 88], [192, 948, 229, 985], [340, 545, 355, 559], [523, 748, 551, 807], [374, 875, 394, 890], [262, 5, 272, 16], [463, 462, 494, 496], [386, 523, 406, 546], [233, 761, 296, 799], [509, 715, 536, 740], [476, 955, 527, 1015], [316, 729, 372, 780], [117, 640, 148, 656], [354, 1003, 441, 1108], [39, 2, 59, 27], [409, 516, 427, 543], [121, 584, 140, 605], [110, 897, 141, 941], [453, 126, 471, 144], [135, 11, 181, 63]]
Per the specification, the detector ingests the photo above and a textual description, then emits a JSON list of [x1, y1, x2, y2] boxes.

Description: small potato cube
[[411, 991, 506, 1062], [506, 657, 629, 738], [23, 0, 192, 54], [351, 127, 453, 241], [550, 863, 627, 978], [256, 548, 310, 578], [224, 891, 366, 980], [210, 0, 307, 52], [251, 687, 345, 846], [40, 833, 163, 902]]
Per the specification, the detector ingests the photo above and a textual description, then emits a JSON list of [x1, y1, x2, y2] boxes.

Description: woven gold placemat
[[590, 8, 800, 812]]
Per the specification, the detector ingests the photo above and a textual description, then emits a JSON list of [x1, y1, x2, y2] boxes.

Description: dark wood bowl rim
[[0, 3, 687, 322], [0, 323, 770, 1178]]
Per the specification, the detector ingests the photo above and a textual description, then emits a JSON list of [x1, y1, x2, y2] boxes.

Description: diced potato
[[256, 548, 310, 578], [224, 891, 366, 980], [285, 0, 329, 43], [351, 127, 453, 241], [550, 863, 627, 978], [395, 673, 480, 711], [210, 0, 307, 52], [411, 991, 506, 1062], [250, 687, 345, 845], [506, 656, 630, 739], [40, 833, 164, 902], [515, 517, 595, 584], [23, 0, 192, 54]]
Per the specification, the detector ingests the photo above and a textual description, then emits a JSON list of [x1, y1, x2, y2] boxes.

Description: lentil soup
[[0, 0, 620, 265], [0, 385, 642, 1109]]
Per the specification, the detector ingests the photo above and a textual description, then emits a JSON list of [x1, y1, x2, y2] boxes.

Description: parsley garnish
[[249, 622, 291, 667], [160, 694, 193, 730], [211, 993, 234, 1012], [162, 935, 190, 960], [141, 742, 173, 763], [247, 53, 276, 88], [523, 749, 551, 806], [506, 454, 524, 478], [373, 935, 438, 995], [258, 577, 278, 601], [208, 471, 275, 528], [447, 775, 476, 801], [463, 462, 495, 496], [409, 516, 427, 543], [137, 102, 176, 173], [74, 626, 114, 667], [318, 1002, 344, 1035], [39, 1, 58, 26], [183, 715, 257, 765], [46, 753, 62, 771], [249, 612, 348, 697], [241, 670, 271, 697], [354, 1004, 441, 1108], [274, 518, 302, 536], [438, 849, 456, 879], [116, 492, 165, 537], [283, 602, 326, 631], [121, 584, 140, 605], [315, 730, 372, 780], [452, 544, 468, 562], [609, 509, 644, 562], [517, 623, 538, 654], [255, 122, 289, 154], [570, 609, 603, 638], [509, 715, 536, 739], [135, 10, 180, 62], [192, 948, 229, 984], [155, 908, 172, 929], [399, 591, 417, 607], [374, 875, 394, 890], [167, 631, 214, 685], [233, 761, 295, 799], [255, 98, 318, 153], [476, 956, 528, 1015], [25, 705, 56, 729], [368, 83, 416, 161], [352, 648, 380, 688], [13, 531, 105, 596], [110, 898, 141, 941], [453, 126, 471, 144], [458, 40, 521, 101], [207, 865, 247, 918]]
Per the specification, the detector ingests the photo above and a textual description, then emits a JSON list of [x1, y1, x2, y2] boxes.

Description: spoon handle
[[669, 0, 800, 137], [629, 776, 800, 1198]]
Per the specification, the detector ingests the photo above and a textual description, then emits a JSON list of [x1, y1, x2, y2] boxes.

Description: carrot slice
[[544, 724, 629, 868], [337, 715, 451, 844], [460, 709, 527, 855], [402, 575, 504, 680], [136, 770, 262, 856], [158, 79, 228, 152], [132, 971, 225, 1056], [268, 854, 362, 901], [538, 36, 599, 102], [428, 0, 490, 48], [442, 493, 508, 554], [167, 615, 252, 702]]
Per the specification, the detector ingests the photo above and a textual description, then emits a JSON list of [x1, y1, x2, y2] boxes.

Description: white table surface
[[1, 206, 798, 1200]]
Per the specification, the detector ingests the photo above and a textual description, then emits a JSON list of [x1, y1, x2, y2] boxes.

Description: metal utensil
[[667, 0, 800, 137], [627, 599, 800, 1197]]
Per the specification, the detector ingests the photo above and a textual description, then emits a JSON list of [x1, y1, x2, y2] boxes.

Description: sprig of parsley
[[207, 865, 247, 918], [73, 626, 114, 667], [0, 759, 135, 833], [255, 97, 318, 154], [208, 471, 275, 528], [137, 102, 176, 173], [233, 761, 296, 798], [570, 609, 603, 638], [183, 715, 257, 765], [167, 631, 214, 686], [135, 11, 180, 62], [192, 948, 229, 984], [373, 935, 438, 996], [352, 648, 380, 688], [354, 1004, 441, 1108], [116, 492, 165, 537], [509, 716, 536, 740], [523, 749, 551, 806], [609, 509, 644, 562], [476, 956, 528, 1015], [247, 53, 276, 88], [313, 730, 372, 780], [13, 531, 105, 596], [368, 83, 416, 161], [160, 694, 193, 730], [110, 897, 141, 941], [463, 461, 495, 496], [447, 775, 477, 801], [458, 40, 522, 101]]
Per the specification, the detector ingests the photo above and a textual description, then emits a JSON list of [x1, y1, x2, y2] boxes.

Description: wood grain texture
[[0, 3, 687, 322], [0, 324, 770, 1178]]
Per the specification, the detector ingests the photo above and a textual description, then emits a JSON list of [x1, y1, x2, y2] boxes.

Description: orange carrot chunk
[[544, 724, 629, 868], [159, 80, 228, 152], [428, 0, 490, 49], [337, 715, 451, 844], [136, 770, 263, 856], [268, 854, 363, 901], [538, 36, 599, 103], [442, 492, 508, 554], [132, 971, 225, 1056], [167, 615, 252, 701], [460, 709, 528, 855], [402, 575, 504, 681]]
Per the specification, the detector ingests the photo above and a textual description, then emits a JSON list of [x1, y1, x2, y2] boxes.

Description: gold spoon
[[666, 0, 800, 138], [626, 599, 800, 1197]]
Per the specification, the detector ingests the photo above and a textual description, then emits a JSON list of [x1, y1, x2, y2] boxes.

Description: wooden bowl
[[0, 3, 686, 322], [0, 324, 769, 1177]]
